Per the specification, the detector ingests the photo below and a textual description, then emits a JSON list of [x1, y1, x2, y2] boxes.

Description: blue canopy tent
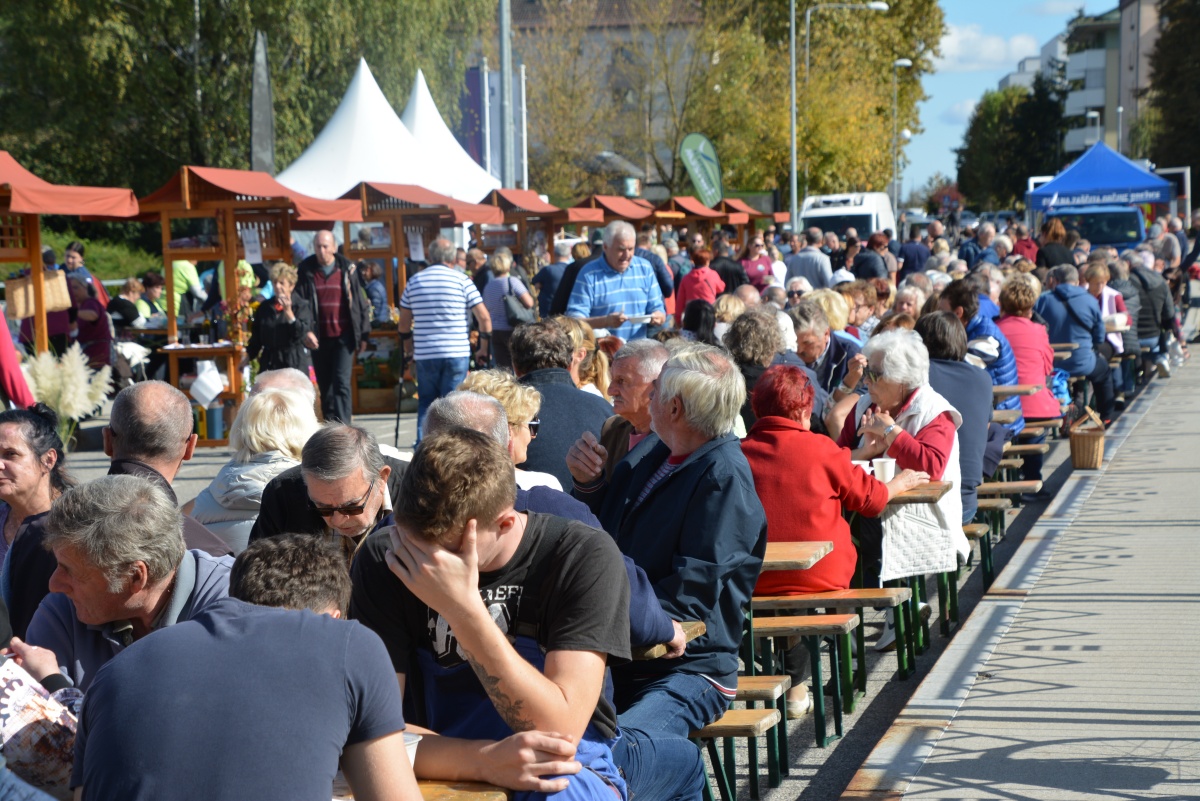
[[1029, 142, 1171, 210]]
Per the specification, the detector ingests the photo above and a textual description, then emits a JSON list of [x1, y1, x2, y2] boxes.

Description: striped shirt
[[566, 255, 665, 340], [400, 265, 483, 360]]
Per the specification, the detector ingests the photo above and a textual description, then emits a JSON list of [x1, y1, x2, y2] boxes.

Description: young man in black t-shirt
[[351, 428, 631, 800]]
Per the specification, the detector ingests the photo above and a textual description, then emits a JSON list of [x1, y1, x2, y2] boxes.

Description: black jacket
[[1107, 277, 1142, 355], [852, 250, 888, 280], [518, 368, 612, 490], [7, 510, 56, 640], [1129, 266, 1175, 341], [295, 253, 372, 347], [249, 455, 409, 543], [711, 257, 748, 293], [246, 291, 315, 371]]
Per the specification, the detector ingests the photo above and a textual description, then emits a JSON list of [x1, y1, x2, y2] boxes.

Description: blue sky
[[904, 0, 1114, 204]]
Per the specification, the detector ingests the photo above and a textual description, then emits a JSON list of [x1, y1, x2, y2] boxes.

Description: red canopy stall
[[571, 194, 656, 224], [0, 151, 139, 354], [478, 189, 603, 260], [713, 199, 766, 247], [653, 196, 724, 241]]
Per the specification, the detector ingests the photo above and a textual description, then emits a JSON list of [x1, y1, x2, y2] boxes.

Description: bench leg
[[806, 634, 828, 747], [773, 691, 788, 781], [936, 571, 950, 637], [840, 631, 855, 714], [699, 737, 733, 801], [855, 606, 868, 695], [948, 569, 960, 624], [901, 593, 918, 674], [981, 527, 995, 589]]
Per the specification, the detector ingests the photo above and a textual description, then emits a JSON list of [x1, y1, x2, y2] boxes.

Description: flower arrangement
[[23, 344, 112, 450]]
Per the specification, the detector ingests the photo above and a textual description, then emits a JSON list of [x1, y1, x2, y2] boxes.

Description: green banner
[[679, 133, 723, 208]]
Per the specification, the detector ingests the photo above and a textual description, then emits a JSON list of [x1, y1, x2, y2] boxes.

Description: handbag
[[502, 277, 537, 327], [4, 270, 72, 320]]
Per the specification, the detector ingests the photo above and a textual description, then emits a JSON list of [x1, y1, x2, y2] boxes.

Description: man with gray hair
[[23, 475, 234, 691], [249, 423, 405, 549], [531, 241, 573, 319], [296, 229, 372, 424], [569, 344, 767, 785], [789, 301, 863, 398], [784, 226, 833, 289], [398, 237, 492, 441], [566, 220, 665, 340], [106, 380, 231, 556]]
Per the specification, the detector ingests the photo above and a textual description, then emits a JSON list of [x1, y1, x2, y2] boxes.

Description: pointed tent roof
[[1028, 142, 1171, 210], [400, 69, 500, 204], [276, 59, 436, 200]]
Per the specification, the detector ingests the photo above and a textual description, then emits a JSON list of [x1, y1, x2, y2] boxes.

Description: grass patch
[[40, 229, 161, 283]]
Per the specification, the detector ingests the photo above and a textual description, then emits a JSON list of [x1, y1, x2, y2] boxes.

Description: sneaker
[[786, 688, 813, 719], [874, 623, 897, 652], [918, 602, 932, 624], [1156, 356, 1172, 378]]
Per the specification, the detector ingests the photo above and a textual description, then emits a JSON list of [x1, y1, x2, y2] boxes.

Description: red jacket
[[1012, 238, 1039, 264], [996, 314, 1062, 419], [742, 416, 888, 595], [674, 267, 725, 326]]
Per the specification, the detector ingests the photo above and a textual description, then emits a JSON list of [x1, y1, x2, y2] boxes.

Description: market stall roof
[[0, 151, 138, 217], [713, 198, 764, 226], [140, 166, 362, 221], [275, 59, 437, 200], [356, 182, 503, 225], [572, 194, 653, 220], [400, 69, 500, 204], [1028, 141, 1171, 210], [656, 195, 725, 220], [483, 189, 603, 224]]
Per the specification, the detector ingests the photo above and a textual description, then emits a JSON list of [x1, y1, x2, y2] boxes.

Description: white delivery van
[[800, 192, 897, 240]]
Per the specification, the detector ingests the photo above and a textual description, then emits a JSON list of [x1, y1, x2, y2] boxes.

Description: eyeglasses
[[864, 367, 882, 383], [310, 482, 375, 517], [527, 416, 540, 438], [787, 290, 805, 297], [752, 242, 764, 248]]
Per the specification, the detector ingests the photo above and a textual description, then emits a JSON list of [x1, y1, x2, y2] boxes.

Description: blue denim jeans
[[414, 357, 471, 441], [611, 673, 729, 801]]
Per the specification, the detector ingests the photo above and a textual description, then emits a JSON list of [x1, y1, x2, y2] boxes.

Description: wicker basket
[[4, 270, 72, 320], [1068, 407, 1105, 469]]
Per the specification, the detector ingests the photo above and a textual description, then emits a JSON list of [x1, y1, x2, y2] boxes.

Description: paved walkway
[[844, 363, 1200, 800]]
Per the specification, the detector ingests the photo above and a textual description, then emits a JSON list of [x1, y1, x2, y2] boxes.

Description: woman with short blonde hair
[[552, 315, 610, 398], [457, 370, 559, 489]]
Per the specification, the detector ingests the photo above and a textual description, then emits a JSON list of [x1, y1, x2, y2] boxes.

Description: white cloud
[[1025, 0, 1082, 15], [941, 99, 978, 125], [934, 23, 1040, 73]]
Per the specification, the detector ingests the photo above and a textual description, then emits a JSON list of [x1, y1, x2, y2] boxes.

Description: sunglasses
[[787, 290, 805, 297], [864, 367, 882, 383], [527, 416, 540, 438], [310, 482, 375, 518]]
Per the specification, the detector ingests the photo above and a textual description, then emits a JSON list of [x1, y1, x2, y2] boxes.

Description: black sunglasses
[[527, 416, 540, 438], [310, 483, 375, 518], [787, 290, 805, 297]]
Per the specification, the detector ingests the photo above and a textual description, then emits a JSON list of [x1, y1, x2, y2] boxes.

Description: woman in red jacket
[[741, 365, 925, 716], [673, 248, 724, 326]]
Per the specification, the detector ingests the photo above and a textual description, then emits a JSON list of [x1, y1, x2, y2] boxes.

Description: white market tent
[[401, 69, 500, 203], [276, 59, 438, 199]]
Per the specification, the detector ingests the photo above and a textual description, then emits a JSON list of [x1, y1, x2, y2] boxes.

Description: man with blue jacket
[[568, 344, 767, 798], [1035, 264, 1115, 421]]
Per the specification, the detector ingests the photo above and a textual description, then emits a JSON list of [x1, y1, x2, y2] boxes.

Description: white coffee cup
[[851, 460, 873, 475], [404, 732, 422, 765], [871, 457, 897, 483]]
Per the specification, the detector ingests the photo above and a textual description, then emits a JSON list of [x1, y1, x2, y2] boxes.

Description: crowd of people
[[0, 209, 1193, 801]]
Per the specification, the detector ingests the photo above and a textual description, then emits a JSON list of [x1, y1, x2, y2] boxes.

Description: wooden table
[[1105, 322, 1131, 333], [887, 480, 952, 506], [632, 620, 706, 660], [993, 384, 1042, 399], [1049, 342, 1080, 351], [335, 779, 509, 800], [992, 408, 1022, 425], [761, 541, 833, 572], [159, 342, 245, 447]]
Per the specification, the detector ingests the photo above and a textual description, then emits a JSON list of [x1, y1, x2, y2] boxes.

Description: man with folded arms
[[351, 428, 631, 800]]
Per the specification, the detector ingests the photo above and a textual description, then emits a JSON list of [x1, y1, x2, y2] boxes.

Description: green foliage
[[1146, 0, 1200, 171], [0, 1, 492, 198], [956, 76, 1064, 210], [40, 229, 162, 283]]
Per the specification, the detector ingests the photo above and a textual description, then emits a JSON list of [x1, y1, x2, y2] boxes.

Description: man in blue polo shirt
[[566, 221, 665, 340]]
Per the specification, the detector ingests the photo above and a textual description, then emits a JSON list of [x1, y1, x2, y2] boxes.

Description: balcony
[[1066, 48, 1107, 80], [1065, 87, 1105, 116]]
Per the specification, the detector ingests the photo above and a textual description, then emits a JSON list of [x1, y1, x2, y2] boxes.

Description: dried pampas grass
[[24, 344, 111, 449]]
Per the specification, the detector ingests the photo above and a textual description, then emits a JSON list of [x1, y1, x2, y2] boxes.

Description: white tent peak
[[401, 69, 500, 203], [276, 58, 436, 200]]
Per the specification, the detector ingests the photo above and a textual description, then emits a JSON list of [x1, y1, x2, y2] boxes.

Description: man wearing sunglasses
[[249, 424, 403, 550]]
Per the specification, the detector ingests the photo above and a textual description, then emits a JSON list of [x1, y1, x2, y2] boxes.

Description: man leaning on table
[[350, 428, 632, 800]]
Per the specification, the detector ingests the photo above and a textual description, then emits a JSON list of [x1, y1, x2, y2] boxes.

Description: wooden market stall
[[652, 196, 725, 242], [478, 189, 603, 260], [571, 194, 656, 224], [0, 151, 139, 354], [334, 182, 502, 415], [137, 166, 361, 445], [713, 198, 766, 247]]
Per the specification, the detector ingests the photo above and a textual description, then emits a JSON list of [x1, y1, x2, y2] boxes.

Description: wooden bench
[[1016, 419, 1064, 440], [692, 708, 782, 801], [734, 675, 791, 792], [991, 408, 1022, 425], [976, 497, 1013, 541], [994, 457, 1024, 481], [632, 620, 705, 660], [1004, 442, 1051, 456], [753, 588, 913, 689], [977, 480, 1043, 502], [963, 523, 995, 588], [748, 614, 859, 747]]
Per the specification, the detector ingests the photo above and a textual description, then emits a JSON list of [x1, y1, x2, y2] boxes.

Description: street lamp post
[[1117, 105, 1124, 154], [789, 1, 888, 230], [892, 58, 913, 214]]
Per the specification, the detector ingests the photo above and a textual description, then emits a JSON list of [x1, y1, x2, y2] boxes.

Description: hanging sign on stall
[[406, 230, 426, 263], [241, 228, 263, 265]]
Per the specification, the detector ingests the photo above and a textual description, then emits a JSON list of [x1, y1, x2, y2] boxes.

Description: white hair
[[603, 220, 636, 248], [553, 241, 573, 260], [656, 344, 745, 440], [613, 339, 670, 382], [787, 276, 813, 293], [230, 388, 320, 463], [252, 368, 316, 407], [862, 329, 929, 391], [894, 285, 927, 309]]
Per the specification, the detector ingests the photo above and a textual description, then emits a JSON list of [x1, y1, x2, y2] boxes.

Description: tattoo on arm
[[465, 652, 535, 732]]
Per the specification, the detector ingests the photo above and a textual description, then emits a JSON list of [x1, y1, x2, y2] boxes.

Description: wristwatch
[[882, 423, 897, 442]]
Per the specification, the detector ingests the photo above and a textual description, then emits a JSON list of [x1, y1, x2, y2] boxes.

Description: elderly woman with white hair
[[835, 329, 969, 648], [892, 284, 927, 319], [190, 388, 320, 553]]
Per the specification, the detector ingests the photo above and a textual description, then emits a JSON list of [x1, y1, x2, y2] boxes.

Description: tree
[[0, 1, 492, 199], [955, 86, 1032, 209], [1146, 0, 1200, 172]]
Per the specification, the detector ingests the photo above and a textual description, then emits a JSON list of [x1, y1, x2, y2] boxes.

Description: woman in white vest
[[843, 330, 970, 648]]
